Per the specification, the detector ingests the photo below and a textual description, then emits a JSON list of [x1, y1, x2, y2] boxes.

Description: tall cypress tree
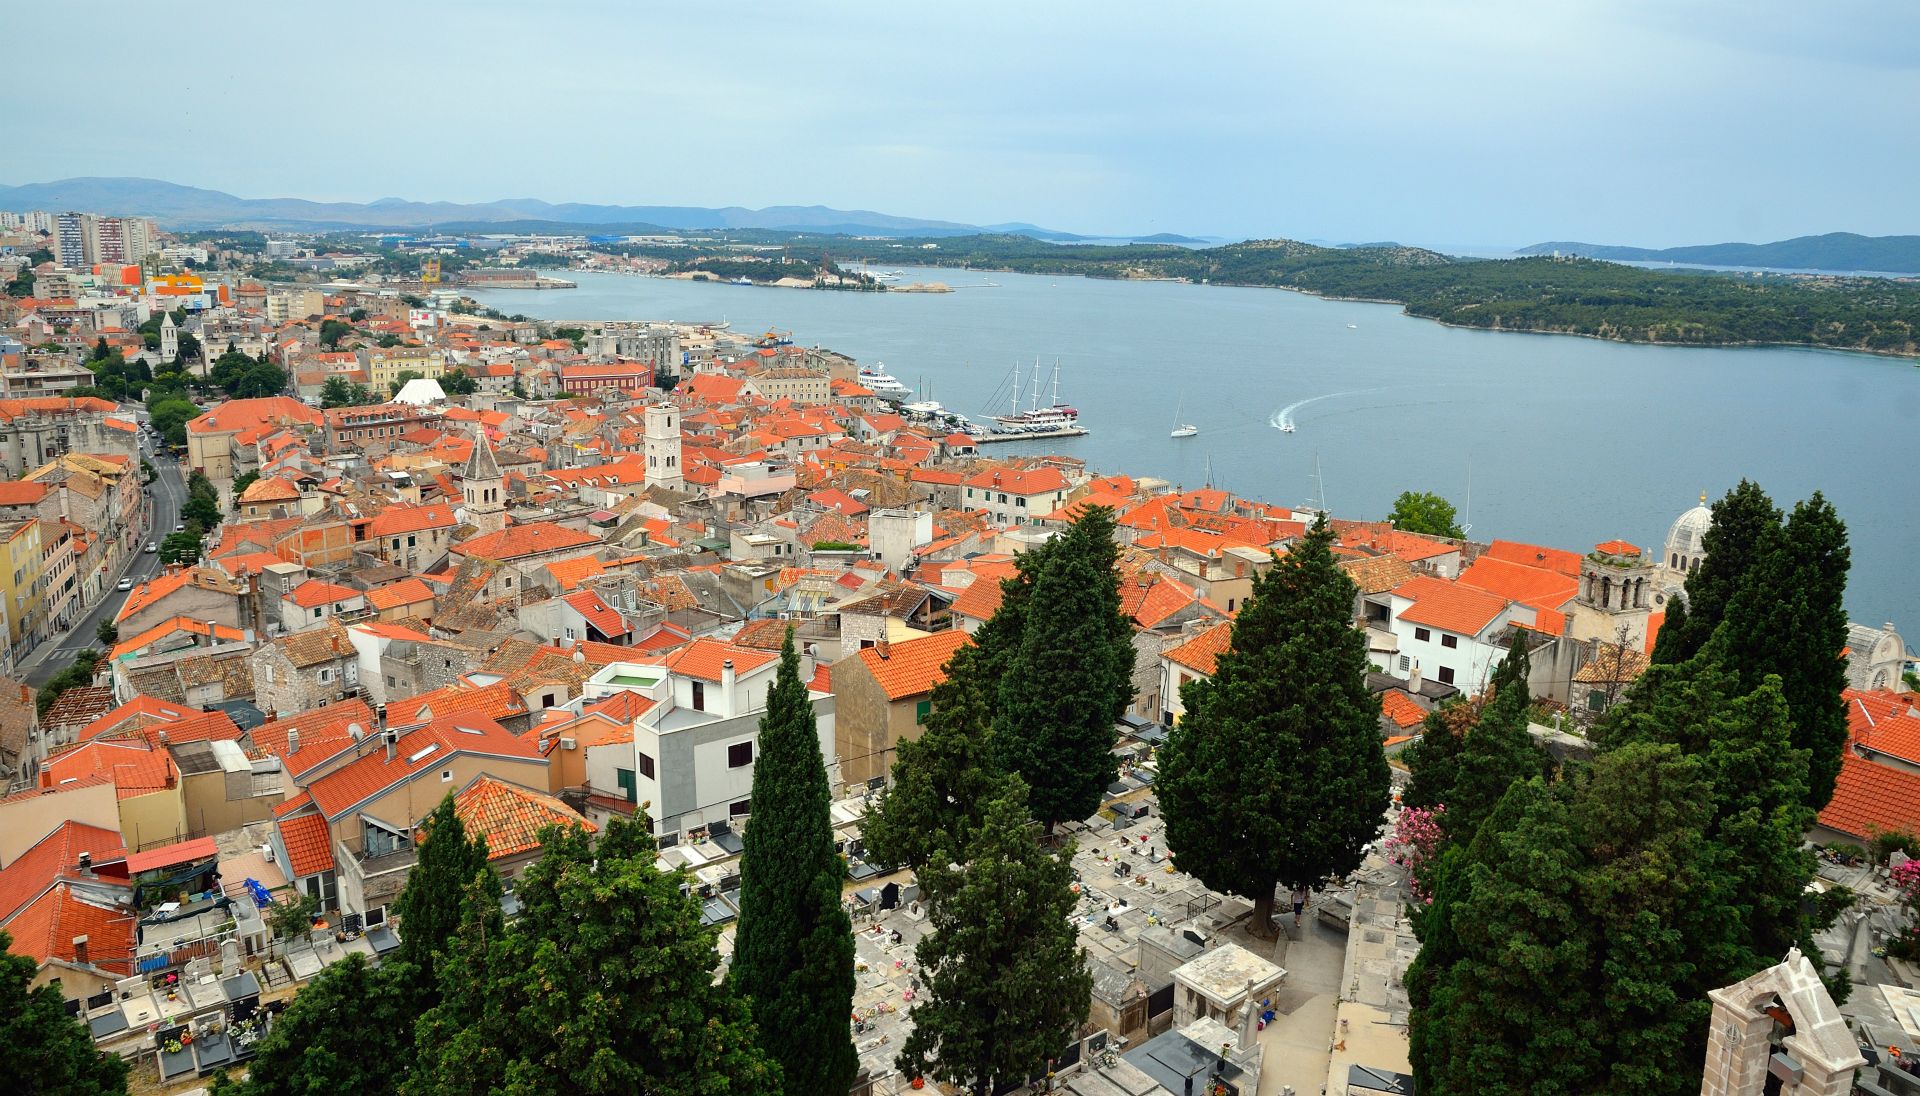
[[1650, 480, 1781, 666], [863, 642, 1014, 874], [392, 794, 495, 1003], [729, 630, 857, 1096], [0, 931, 127, 1095], [896, 779, 1090, 1096], [992, 506, 1134, 832], [1711, 491, 1851, 807], [1157, 516, 1390, 936]]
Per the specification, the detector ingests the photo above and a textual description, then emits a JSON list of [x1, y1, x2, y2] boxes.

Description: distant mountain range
[[0, 176, 1204, 243], [1517, 232, 1920, 275]]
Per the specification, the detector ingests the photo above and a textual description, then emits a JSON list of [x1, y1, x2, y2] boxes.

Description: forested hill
[[762, 234, 1920, 356], [1517, 232, 1920, 275]]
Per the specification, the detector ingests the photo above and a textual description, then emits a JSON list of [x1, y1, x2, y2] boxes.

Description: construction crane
[[420, 257, 441, 284]]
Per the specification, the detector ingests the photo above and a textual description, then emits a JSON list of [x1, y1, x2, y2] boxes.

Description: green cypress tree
[[863, 642, 1013, 874], [1400, 703, 1468, 813], [213, 954, 410, 1096], [0, 931, 128, 1095], [409, 817, 782, 1095], [391, 794, 495, 1003], [896, 779, 1090, 1095], [991, 506, 1134, 832], [729, 630, 857, 1096], [1157, 517, 1390, 936], [1441, 683, 1551, 841], [1710, 491, 1851, 807], [1650, 480, 1781, 666]]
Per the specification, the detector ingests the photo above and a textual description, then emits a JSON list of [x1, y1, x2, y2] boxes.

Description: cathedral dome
[[1664, 498, 1712, 573]]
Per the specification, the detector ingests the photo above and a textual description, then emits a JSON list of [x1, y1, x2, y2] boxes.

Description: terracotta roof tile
[[1380, 691, 1428, 730], [1483, 539, 1583, 578], [453, 521, 601, 561], [368, 577, 436, 611], [277, 813, 335, 878], [851, 630, 970, 701], [1165, 621, 1232, 676], [451, 776, 594, 861], [1457, 556, 1578, 613], [1392, 575, 1510, 638], [1819, 753, 1920, 840], [0, 821, 126, 923], [3, 884, 135, 975], [661, 638, 778, 682], [1848, 689, 1920, 767], [306, 713, 538, 819]]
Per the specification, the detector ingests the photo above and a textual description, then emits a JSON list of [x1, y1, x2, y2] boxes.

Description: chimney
[[156, 729, 169, 746], [71, 935, 89, 966], [77, 851, 92, 873], [16, 683, 26, 704], [1408, 660, 1423, 693], [876, 637, 891, 660], [287, 727, 300, 755], [384, 727, 397, 762], [721, 659, 736, 694], [203, 619, 218, 647]]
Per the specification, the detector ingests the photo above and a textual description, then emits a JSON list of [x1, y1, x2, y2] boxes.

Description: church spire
[[465, 429, 502, 482]]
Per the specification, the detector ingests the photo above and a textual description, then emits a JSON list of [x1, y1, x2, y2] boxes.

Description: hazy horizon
[[8, 2, 1916, 249]]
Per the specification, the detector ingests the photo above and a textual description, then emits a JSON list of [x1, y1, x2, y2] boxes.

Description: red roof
[[852, 630, 971, 701], [1819, 752, 1920, 840], [562, 589, 631, 638], [453, 521, 601, 561], [451, 776, 594, 861], [3, 884, 134, 974], [367, 577, 435, 611], [1457, 556, 1578, 613], [277, 813, 335, 878], [367, 503, 457, 537], [1392, 575, 1510, 638], [1848, 690, 1920, 767], [124, 836, 218, 874], [306, 713, 540, 819], [0, 821, 126, 923], [1165, 621, 1233, 676], [962, 466, 1069, 496], [1483, 539, 1583, 578], [1380, 691, 1427, 730], [287, 579, 362, 608], [661, 638, 778, 682]]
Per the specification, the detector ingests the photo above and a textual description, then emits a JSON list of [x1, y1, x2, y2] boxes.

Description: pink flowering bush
[[1891, 860, 1920, 961], [1387, 804, 1447, 903]]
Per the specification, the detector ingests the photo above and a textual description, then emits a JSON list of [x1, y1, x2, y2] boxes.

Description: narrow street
[[18, 444, 185, 689]]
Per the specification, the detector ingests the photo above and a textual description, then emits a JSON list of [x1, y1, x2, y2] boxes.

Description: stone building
[[830, 630, 969, 787], [252, 623, 362, 719]]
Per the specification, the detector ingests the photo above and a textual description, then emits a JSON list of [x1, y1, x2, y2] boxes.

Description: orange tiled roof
[[661, 638, 778, 682], [452, 775, 595, 861], [544, 555, 607, 592], [277, 813, 334, 878], [1165, 621, 1233, 676], [951, 575, 1008, 623], [1483, 539, 1583, 578], [286, 579, 361, 608], [853, 630, 970, 701], [367, 502, 457, 537], [1457, 556, 1578, 613], [3, 884, 135, 975], [42, 739, 174, 799], [962, 466, 1069, 495], [307, 713, 538, 819], [251, 699, 375, 776], [1392, 575, 1510, 638], [453, 521, 601, 561], [562, 590, 630, 638], [111, 616, 245, 660], [367, 577, 435, 611], [1819, 752, 1920, 840], [0, 821, 126, 923], [1593, 539, 1641, 557], [1848, 690, 1920, 767], [1380, 691, 1427, 730]]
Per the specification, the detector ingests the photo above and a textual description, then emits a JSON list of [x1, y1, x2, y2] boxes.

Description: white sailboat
[[1170, 396, 1197, 438]]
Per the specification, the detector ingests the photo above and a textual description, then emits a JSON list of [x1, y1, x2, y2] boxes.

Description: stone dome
[[1663, 499, 1712, 573]]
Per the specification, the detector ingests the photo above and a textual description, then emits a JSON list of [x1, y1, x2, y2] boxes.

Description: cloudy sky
[[10, 2, 1916, 247]]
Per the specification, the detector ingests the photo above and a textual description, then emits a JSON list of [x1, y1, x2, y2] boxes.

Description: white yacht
[[857, 365, 913, 401], [1170, 396, 1198, 438]]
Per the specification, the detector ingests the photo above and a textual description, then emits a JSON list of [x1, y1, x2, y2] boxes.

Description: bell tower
[[462, 430, 506, 536], [159, 312, 177, 362], [644, 402, 683, 491]]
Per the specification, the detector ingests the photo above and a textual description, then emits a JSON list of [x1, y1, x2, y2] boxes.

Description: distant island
[[657, 233, 1920, 358], [1518, 232, 1920, 275]]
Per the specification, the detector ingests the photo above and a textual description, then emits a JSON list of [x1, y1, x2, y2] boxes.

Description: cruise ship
[[856, 365, 913, 401]]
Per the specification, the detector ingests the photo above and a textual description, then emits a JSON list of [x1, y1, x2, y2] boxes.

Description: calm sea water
[[471, 267, 1920, 638]]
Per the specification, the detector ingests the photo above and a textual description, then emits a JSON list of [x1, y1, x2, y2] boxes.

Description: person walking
[[1291, 885, 1311, 927]]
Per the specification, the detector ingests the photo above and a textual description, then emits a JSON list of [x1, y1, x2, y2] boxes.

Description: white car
[[174, 523, 184, 532], [144, 542, 158, 554], [116, 578, 133, 591]]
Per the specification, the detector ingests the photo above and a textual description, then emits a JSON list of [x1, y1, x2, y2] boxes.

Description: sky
[[8, 1, 1918, 248]]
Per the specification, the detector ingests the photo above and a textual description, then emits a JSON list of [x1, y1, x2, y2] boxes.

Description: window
[[407, 534, 416, 547], [915, 699, 931, 724], [441, 769, 453, 782], [313, 607, 323, 619], [691, 680, 705, 710], [1396, 655, 1409, 672], [318, 668, 332, 684], [637, 752, 655, 779], [1440, 634, 1458, 649], [1413, 627, 1430, 642], [1016, 496, 1026, 507], [616, 767, 637, 804], [1438, 666, 1456, 685], [728, 741, 753, 768], [729, 798, 752, 818]]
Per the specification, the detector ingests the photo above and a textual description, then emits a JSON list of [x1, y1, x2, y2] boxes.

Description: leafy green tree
[[991, 507, 1133, 831], [392, 795, 496, 1003], [729, 631, 856, 1096], [320, 376, 374, 408], [0, 930, 129, 1094], [864, 643, 1014, 874], [37, 649, 100, 716], [1158, 517, 1390, 936], [1650, 480, 1781, 665], [212, 954, 407, 1096], [230, 362, 288, 399], [318, 319, 352, 349], [266, 892, 318, 942], [95, 621, 118, 647], [159, 531, 203, 564], [1389, 490, 1465, 538], [896, 780, 1090, 1095], [438, 368, 478, 395], [409, 817, 780, 1095], [148, 397, 200, 447], [388, 369, 424, 396], [348, 308, 368, 322], [1431, 636, 1550, 840], [229, 471, 260, 502], [182, 491, 221, 531]]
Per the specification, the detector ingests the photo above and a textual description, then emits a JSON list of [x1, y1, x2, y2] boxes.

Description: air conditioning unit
[[559, 737, 577, 750]]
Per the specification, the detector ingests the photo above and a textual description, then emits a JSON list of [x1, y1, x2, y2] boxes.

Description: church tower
[[644, 402, 683, 491], [462, 430, 506, 536], [1572, 539, 1657, 648], [159, 312, 177, 363]]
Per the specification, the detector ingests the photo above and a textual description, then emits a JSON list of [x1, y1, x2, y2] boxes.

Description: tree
[[1388, 490, 1465, 539], [230, 362, 288, 399], [1650, 480, 1781, 666], [267, 892, 318, 942], [991, 507, 1133, 831], [159, 531, 203, 565], [864, 643, 1015, 874], [1158, 516, 1391, 936], [211, 955, 407, 1096], [318, 319, 352, 349], [0, 930, 129, 1094], [1711, 492, 1850, 807], [410, 817, 781, 1095], [388, 369, 424, 396], [896, 780, 1090, 1095], [729, 630, 857, 1096], [439, 368, 477, 395], [95, 621, 118, 647], [36, 649, 100, 717], [320, 376, 373, 408], [391, 795, 495, 1004], [1428, 636, 1551, 841], [148, 397, 200, 447]]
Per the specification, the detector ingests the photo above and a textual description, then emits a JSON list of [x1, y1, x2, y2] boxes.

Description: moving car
[[144, 542, 158, 553], [116, 578, 133, 591]]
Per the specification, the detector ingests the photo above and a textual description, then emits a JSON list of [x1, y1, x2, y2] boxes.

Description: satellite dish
[[348, 723, 365, 741]]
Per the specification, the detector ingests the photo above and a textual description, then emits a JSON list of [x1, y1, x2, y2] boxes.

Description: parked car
[[144, 542, 158, 553], [116, 578, 133, 591]]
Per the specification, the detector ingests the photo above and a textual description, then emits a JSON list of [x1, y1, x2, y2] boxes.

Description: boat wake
[[1270, 388, 1389, 433]]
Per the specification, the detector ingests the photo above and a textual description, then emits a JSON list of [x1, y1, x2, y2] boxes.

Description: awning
[[126, 836, 219, 874]]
